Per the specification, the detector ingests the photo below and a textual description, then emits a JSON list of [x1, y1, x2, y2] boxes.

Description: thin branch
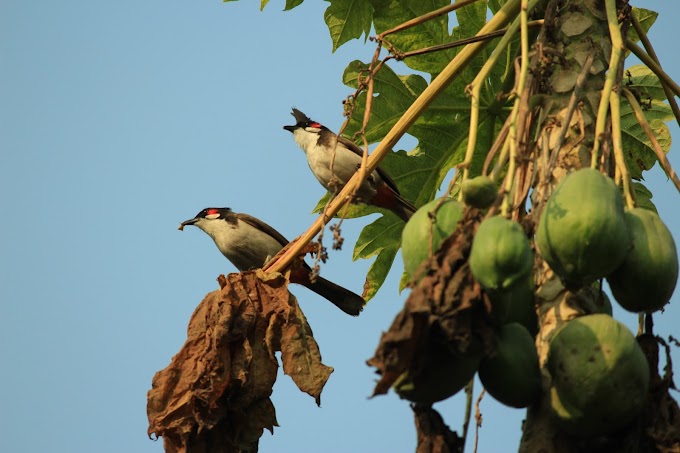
[[622, 87, 680, 193], [264, 0, 524, 276], [377, 0, 481, 39], [626, 39, 680, 100], [501, 0, 530, 217], [462, 379, 475, 450], [354, 43, 383, 203], [631, 14, 680, 129], [473, 388, 486, 453], [490, 133, 512, 182], [460, 5, 528, 196], [609, 91, 635, 208], [591, 0, 625, 169], [385, 20, 544, 63], [481, 116, 511, 176]]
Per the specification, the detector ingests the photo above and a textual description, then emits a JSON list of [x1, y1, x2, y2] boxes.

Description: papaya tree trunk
[[521, 0, 680, 450]]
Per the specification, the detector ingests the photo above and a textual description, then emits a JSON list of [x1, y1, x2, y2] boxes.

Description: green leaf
[[398, 269, 410, 293], [371, 0, 458, 76], [625, 64, 667, 103], [332, 59, 509, 297], [632, 182, 657, 213], [628, 7, 658, 44], [353, 215, 404, 300], [223, 0, 304, 11], [324, 0, 373, 52], [620, 97, 673, 179], [285, 0, 305, 10], [621, 66, 673, 180]]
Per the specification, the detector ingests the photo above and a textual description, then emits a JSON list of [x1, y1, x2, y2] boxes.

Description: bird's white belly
[[306, 147, 380, 199], [210, 221, 283, 271]]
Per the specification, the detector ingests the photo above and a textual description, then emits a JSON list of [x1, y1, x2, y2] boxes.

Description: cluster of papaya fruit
[[395, 168, 678, 438]]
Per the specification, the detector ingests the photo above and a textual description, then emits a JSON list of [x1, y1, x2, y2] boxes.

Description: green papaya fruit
[[607, 208, 678, 313], [402, 198, 464, 281], [393, 341, 480, 404], [547, 314, 649, 437], [536, 168, 631, 289], [470, 216, 533, 290], [462, 175, 497, 209], [487, 273, 538, 335], [479, 323, 541, 408]]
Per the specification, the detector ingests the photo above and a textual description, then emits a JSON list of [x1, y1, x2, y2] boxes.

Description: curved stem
[[609, 91, 635, 208], [461, 378, 475, 450], [626, 39, 680, 99], [377, 0, 481, 40], [630, 14, 680, 129], [622, 87, 680, 194], [591, 0, 624, 169], [502, 0, 530, 217], [460, 5, 529, 199]]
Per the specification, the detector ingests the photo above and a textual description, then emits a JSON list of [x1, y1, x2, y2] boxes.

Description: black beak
[[178, 218, 198, 231], [283, 125, 296, 133]]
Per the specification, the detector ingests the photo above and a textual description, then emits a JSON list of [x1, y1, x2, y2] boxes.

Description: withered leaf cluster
[[413, 405, 464, 453], [368, 208, 495, 398], [147, 271, 332, 453]]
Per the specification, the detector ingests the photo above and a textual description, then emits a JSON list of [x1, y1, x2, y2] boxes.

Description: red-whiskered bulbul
[[283, 108, 417, 221], [179, 208, 365, 316]]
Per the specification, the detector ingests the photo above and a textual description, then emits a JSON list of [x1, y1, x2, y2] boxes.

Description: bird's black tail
[[305, 276, 365, 316], [393, 193, 417, 222], [373, 184, 417, 222]]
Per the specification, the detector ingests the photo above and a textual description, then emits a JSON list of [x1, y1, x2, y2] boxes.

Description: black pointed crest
[[291, 108, 313, 124]]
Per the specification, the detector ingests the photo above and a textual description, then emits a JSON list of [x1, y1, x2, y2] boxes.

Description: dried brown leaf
[[368, 208, 495, 397], [147, 270, 333, 452], [413, 405, 464, 453], [280, 304, 334, 406], [636, 334, 680, 452]]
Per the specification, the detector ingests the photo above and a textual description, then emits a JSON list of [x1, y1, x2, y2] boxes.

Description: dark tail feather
[[373, 184, 417, 222], [393, 193, 417, 222], [305, 276, 365, 316]]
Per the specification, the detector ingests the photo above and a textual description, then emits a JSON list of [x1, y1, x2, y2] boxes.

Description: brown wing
[[234, 213, 290, 247], [336, 135, 402, 195], [236, 212, 317, 272]]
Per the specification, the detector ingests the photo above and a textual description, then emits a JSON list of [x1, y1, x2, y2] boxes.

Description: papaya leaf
[[626, 65, 667, 103], [620, 97, 672, 179], [353, 214, 404, 300], [371, 0, 455, 75], [398, 269, 410, 293], [632, 182, 658, 213], [331, 57, 510, 297], [454, 0, 487, 39], [284, 0, 304, 10], [324, 0, 373, 52], [628, 7, 658, 44], [488, 0, 505, 14], [260, 0, 269, 11], [343, 60, 429, 142], [280, 297, 333, 405]]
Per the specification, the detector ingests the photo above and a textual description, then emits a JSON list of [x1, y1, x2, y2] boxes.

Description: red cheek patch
[[207, 208, 220, 215]]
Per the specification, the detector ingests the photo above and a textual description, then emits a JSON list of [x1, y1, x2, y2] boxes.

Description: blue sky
[[2, 1, 679, 452]]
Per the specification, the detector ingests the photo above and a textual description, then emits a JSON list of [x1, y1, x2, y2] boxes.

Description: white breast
[[293, 129, 382, 198], [197, 218, 284, 271]]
